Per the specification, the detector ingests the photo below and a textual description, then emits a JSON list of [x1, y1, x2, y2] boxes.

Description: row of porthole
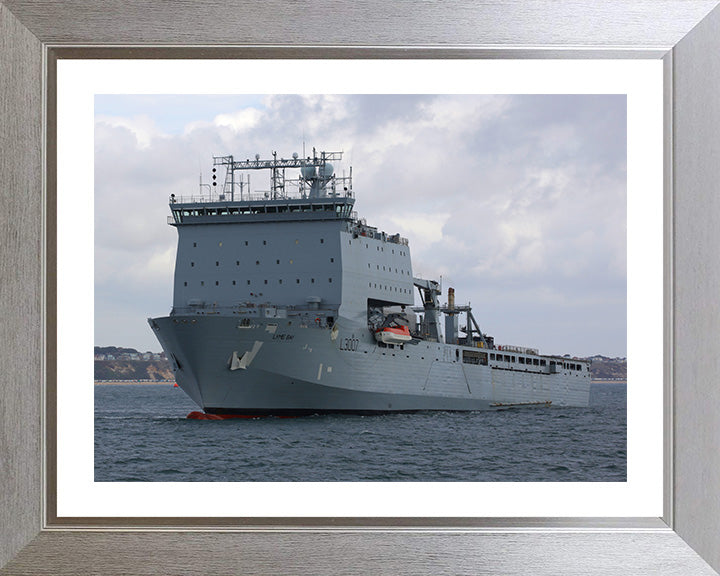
[[183, 278, 334, 287], [368, 262, 410, 275], [193, 238, 326, 248], [367, 282, 411, 294], [356, 241, 407, 257], [190, 257, 335, 267]]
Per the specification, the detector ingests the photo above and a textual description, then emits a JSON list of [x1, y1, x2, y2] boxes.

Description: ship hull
[[149, 314, 591, 415]]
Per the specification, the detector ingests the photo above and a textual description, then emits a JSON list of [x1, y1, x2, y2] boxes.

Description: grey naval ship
[[149, 149, 591, 417]]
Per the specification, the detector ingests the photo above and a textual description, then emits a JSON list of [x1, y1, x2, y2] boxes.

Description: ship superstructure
[[149, 149, 591, 415]]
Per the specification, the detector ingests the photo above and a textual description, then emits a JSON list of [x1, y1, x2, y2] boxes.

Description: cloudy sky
[[95, 94, 627, 357]]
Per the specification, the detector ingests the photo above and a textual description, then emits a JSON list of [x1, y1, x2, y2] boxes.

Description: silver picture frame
[[2, 1, 720, 574]]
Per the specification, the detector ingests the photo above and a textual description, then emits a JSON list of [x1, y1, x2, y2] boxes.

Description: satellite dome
[[301, 165, 316, 179], [320, 163, 334, 178], [292, 152, 299, 159]]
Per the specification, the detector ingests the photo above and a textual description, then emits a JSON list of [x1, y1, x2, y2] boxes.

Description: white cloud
[[95, 114, 162, 149], [213, 107, 264, 132], [418, 95, 512, 134], [387, 212, 451, 252]]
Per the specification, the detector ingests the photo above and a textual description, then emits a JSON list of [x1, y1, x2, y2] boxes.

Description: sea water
[[94, 382, 625, 482]]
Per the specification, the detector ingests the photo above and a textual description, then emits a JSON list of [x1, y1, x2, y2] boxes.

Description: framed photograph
[[65, 61, 654, 518], [2, 1, 720, 574]]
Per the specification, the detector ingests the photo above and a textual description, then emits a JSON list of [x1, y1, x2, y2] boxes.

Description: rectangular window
[[463, 350, 488, 366]]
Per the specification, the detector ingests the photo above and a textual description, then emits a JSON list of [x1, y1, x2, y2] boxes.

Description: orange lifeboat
[[375, 325, 412, 344]]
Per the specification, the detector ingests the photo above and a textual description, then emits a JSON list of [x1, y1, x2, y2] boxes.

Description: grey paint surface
[[1, 0, 720, 574], [154, 193, 591, 412]]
